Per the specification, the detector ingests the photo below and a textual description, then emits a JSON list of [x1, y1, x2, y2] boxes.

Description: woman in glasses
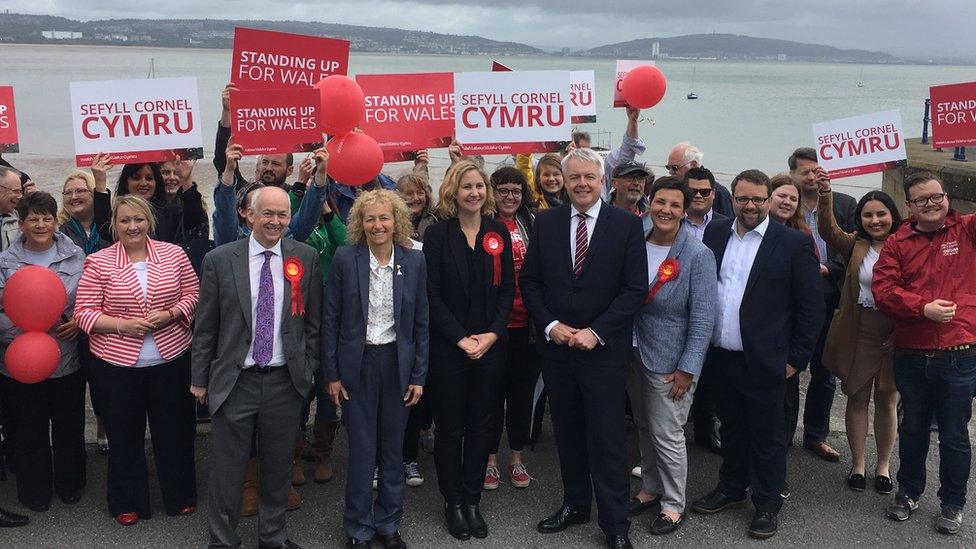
[[814, 169, 901, 495]]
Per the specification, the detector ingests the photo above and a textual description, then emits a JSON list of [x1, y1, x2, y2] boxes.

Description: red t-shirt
[[500, 217, 529, 328]]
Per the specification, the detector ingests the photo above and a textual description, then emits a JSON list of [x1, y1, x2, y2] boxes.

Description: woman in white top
[[815, 172, 902, 495]]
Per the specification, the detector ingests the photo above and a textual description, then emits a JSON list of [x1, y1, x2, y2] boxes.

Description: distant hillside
[[0, 13, 545, 56], [585, 33, 898, 63]]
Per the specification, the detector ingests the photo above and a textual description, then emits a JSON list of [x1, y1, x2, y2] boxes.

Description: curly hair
[[435, 160, 495, 219], [395, 173, 435, 219], [346, 189, 413, 247]]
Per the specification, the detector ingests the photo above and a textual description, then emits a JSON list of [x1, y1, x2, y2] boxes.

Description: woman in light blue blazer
[[627, 177, 717, 536]]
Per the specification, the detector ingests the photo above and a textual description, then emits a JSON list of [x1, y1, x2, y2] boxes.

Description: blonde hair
[[435, 160, 495, 219], [346, 189, 413, 247], [531, 153, 563, 209], [57, 171, 96, 226], [395, 173, 435, 219], [111, 194, 157, 240]]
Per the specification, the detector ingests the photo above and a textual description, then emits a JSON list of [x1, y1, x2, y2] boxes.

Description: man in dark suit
[[691, 169, 823, 539], [521, 148, 648, 549], [321, 190, 429, 549], [191, 186, 321, 549], [788, 147, 857, 462]]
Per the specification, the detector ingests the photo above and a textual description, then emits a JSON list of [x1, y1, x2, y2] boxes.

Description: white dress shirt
[[366, 247, 397, 345], [683, 209, 713, 241], [244, 235, 286, 368], [544, 199, 604, 343], [712, 216, 770, 351]]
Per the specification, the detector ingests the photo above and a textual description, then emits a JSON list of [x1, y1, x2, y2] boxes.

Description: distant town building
[[651, 41, 660, 58], [41, 30, 82, 40], [777, 53, 787, 61]]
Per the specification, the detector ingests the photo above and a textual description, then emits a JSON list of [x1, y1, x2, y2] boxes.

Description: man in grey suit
[[191, 186, 322, 549], [322, 189, 429, 549]]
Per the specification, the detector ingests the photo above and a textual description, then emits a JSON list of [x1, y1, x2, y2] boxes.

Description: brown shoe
[[241, 458, 259, 517], [292, 434, 307, 486], [313, 419, 340, 483], [287, 485, 301, 511], [803, 441, 840, 462]]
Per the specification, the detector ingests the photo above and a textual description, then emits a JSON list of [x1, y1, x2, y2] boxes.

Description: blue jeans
[[893, 352, 976, 509]]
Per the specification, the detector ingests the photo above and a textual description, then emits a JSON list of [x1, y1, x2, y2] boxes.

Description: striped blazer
[[75, 238, 199, 366]]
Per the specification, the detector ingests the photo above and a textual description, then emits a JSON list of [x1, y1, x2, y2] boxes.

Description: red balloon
[[326, 132, 385, 186], [2, 265, 66, 331], [621, 65, 668, 109], [5, 332, 60, 384], [314, 75, 366, 135]]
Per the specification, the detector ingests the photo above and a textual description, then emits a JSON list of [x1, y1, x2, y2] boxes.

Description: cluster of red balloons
[[621, 65, 668, 109], [313, 76, 384, 186], [3, 266, 66, 384]]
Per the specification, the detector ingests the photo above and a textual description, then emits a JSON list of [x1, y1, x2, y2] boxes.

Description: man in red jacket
[[873, 171, 976, 536]]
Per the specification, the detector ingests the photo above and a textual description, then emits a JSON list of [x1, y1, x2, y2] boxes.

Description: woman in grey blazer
[[628, 177, 717, 535]]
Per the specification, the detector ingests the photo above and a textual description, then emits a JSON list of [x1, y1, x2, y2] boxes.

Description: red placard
[[930, 81, 976, 148], [230, 88, 323, 156], [356, 72, 454, 162], [0, 86, 19, 153], [231, 27, 349, 90]]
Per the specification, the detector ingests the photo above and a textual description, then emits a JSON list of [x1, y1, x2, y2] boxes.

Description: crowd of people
[[0, 83, 974, 549]]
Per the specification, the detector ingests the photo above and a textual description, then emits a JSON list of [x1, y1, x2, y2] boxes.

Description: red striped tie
[[573, 213, 588, 277]]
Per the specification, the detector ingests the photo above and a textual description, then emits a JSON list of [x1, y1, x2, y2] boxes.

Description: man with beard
[[609, 161, 652, 234], [692, 169, 822, 539]]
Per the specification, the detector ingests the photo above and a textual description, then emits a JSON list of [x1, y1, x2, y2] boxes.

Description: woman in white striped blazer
[[74, 195, 199, 527]]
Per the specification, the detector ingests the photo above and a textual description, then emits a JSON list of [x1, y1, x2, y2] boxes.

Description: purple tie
[[252, 250, 274, 367]]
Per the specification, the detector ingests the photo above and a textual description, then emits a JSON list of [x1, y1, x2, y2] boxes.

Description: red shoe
[[178, 506, 196, 516], [483, 465, 500, 490], [115, 512, 139, 526], [510, 462, 532, 488]]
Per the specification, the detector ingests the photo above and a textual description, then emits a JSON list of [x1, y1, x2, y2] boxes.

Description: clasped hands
[[550, 322, 598, 351], [116, 309, 176, 338], [457, 332, 498, 361]]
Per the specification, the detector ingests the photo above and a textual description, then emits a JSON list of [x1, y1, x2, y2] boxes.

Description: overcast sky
[[9, 0, 975, 58]]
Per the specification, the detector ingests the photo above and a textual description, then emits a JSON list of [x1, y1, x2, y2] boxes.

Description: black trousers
[[711, 348, 787, 514], [690, 351, 720, 445], [402, 394, 432, 464], [543, 356, 630, 537], [2, 369, 86, 506], [428, 345, 505, 506], [93, 353, 196, 517], [491, 327, 540, 453]]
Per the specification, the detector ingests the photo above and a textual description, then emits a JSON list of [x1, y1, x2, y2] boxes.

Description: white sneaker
[[404, 462, 424, 487], [631, 466, 642, 479]]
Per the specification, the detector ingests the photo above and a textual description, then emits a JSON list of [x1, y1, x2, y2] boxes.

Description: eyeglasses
[[665, 161, 689, 173], [0, 185, 22, 196], [908, 193, 946, 207], [62, 189, 92, 197], [495, 188, 522, 198], [691, 188, 713, 197], [734, 196, 770, 206]]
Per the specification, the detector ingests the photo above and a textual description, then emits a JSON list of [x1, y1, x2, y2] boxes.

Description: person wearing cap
[[610, 162, 654, 235]]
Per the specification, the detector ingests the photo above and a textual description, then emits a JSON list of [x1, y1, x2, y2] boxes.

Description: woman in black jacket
[[424, 160, 514, 541]]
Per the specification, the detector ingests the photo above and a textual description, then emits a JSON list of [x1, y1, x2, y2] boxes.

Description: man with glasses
[[682, 167, 729, 242], [609, 161, 653, 233], [0, 166, 23, 251], [665, 143, 733, 217], [692, 169, 822, 540], [874, 172, 976, 535], [601, 107, 647, 201]]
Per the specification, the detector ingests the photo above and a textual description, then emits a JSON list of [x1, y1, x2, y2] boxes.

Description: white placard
[[812, 110, 906, 179]]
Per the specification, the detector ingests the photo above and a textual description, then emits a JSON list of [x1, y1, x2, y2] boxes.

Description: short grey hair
[[248, 185, 288, 211], [561, 147, 604, 178], [0, 165, 19, 183], [675, 142, 704, 165]]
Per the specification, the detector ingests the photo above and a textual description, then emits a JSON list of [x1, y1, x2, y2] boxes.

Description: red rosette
[[482, 231, 504, 286], [645, 258, 681, 304], [283, 257, 305, 316]]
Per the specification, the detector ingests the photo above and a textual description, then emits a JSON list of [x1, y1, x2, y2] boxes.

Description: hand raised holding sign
[[90, 153, 113, 193], [298, 154, 314, 185], [815, 166, 831, 193], [448, 139, 463, 165], [312, 134, 330, 187], [222, 136, 244, 187], [220, 83, 238, 128]]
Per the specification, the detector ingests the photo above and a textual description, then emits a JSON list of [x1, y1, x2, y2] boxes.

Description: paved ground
[[3, 374, 976, 549]]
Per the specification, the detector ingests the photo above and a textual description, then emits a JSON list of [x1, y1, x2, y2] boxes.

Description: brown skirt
[[841, 306, 894, 397]]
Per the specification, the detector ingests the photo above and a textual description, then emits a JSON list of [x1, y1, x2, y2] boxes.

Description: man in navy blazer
[[520, 148, 648, 549], [321, 190, 429, 548], [691, 169, 823, 540]]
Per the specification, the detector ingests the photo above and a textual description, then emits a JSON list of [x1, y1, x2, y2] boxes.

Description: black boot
[[0, 506, 29, 528], [444, 503, 470, 541], [464, 503, 488, 538]]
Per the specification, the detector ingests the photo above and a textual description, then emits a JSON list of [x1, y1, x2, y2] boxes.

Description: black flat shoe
[[60, 490, 82, 505], [874, 474, 893, 495], [27, 501, 50, 513], [375, 531, 407, 549], [444, 503, 470, 541], [537, 505, 590, 533], [649, 512, 684, 535], [606, 534, 633, 549], [0, 505, 29, 528], [463, 504, 487, 539], [627, 494, 661, 516], [748, 511, 778, 539], [848, 470, 866, 492], [691, 488, 746, 514]]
